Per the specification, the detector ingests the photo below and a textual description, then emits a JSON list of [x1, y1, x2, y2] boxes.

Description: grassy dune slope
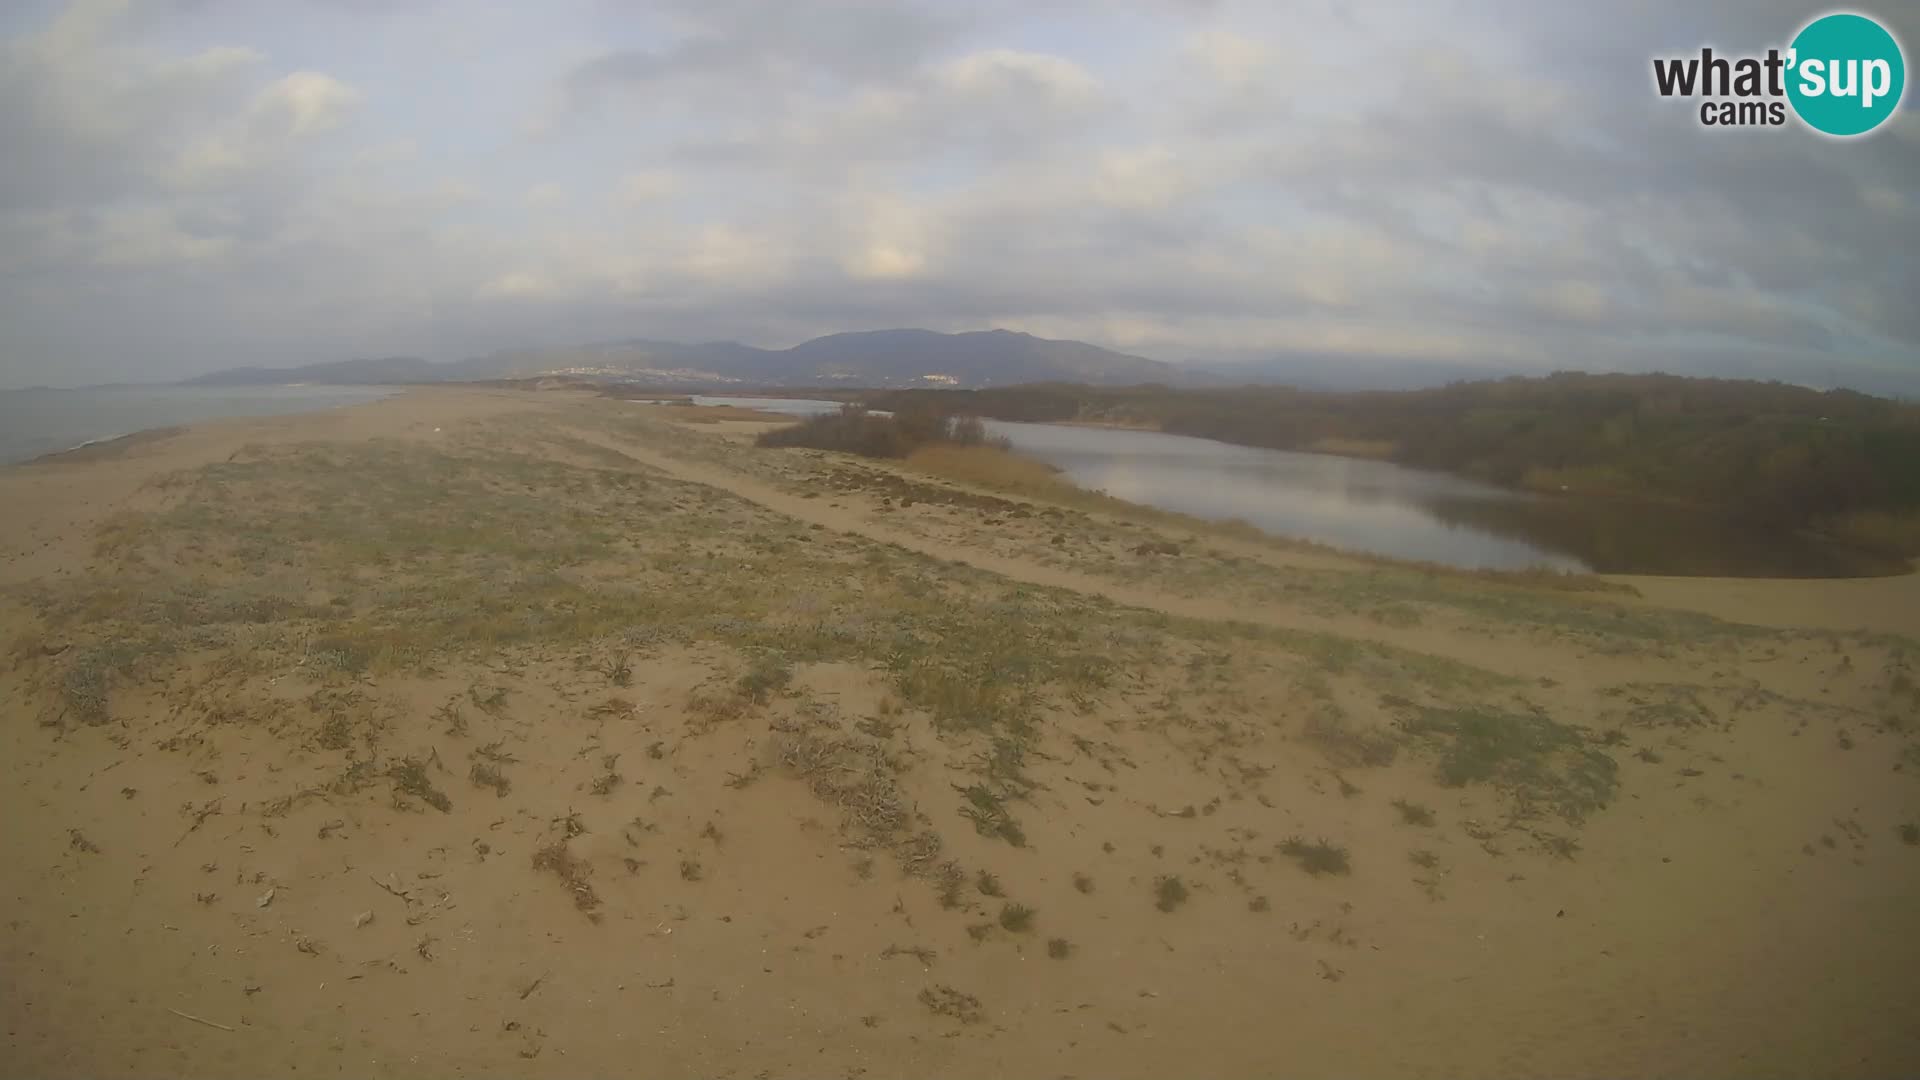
[[1, 389, 1916, 1078]]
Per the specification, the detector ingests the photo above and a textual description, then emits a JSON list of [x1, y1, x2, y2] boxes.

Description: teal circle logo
[[1787, 12, 1905, 136]]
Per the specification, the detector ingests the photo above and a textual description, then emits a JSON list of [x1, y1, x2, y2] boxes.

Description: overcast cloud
[[0, 0, 1916, 389]]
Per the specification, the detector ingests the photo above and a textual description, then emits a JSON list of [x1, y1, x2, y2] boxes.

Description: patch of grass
[[475, 740, 519, 764], [1046, 937, 1073, 959], [1409, 849, 1440, 869], [469, 761, 511, 797], [1899, 822, 1919, 846], [1072, 872, 1094, 894], [998, 902, 1035, 932], [1391, 798, 1436, 827], [309, 633, 378, 674], [935, 863, 967, 909], [881, 944, 938, 966], [1403, 706, 1619, 822], [531, 842, 600, 918], [679, 859, 703, 882], [590, 765, 624, 796], [599, 651, 634, 687], [735, 653, 793, 704], [975, 871, 1003, 897], [1154, 874, 1189, 912], [589, 696, 637, 720], [905, 444, 1071, 498], [388, 757, 452, 813], [1302, 711, 1400, 768], [315, 711, 354, 751], [771, 725, 924, 878], [469, 683, 510, 717], [1279, 836, 1351, 876], [918, 984, 984, 1025], [958, 783, 1027, 847], [1537, 833, 1581, 860], [59, 649, 120, 724], [686, 688, 749, 727], [1248, 895, 1271, 912]]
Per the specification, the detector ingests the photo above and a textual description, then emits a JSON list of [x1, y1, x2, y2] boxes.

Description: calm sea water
[[708, 397, 1887, 577], [0, 385, 397, 465]]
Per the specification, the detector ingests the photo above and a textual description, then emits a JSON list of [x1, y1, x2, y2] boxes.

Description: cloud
[[1179, 30, 1267, 86], [0, 0, 1915, 391], [251, 71, 359, 135], [839, 193, 933, 280], [556, 0, 966, 117], [478, 271, 557, 300], [617, 170, 679, 203], [525, 182, 567, 208], [934, 48, 1097, 102], [87, 204, 235, 267]]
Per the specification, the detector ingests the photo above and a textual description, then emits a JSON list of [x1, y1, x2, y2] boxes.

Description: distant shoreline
[[0, 383, 400, 467], [25, 426, 191, 465]]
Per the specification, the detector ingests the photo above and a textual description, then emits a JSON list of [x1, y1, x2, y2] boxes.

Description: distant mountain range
[[181, 329, 1197, 390], [137, 329, 1920, 401]]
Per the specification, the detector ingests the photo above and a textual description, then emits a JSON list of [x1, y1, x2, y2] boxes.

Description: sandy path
[[1614, 571, 1920, 638], [565, 426, 1733, 691]]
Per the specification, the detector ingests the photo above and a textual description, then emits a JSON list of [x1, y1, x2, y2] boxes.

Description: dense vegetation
[[757, 404, 1005, 459], [859, 373, 1920, 555]]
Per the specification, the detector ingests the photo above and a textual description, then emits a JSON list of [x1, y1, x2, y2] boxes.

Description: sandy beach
[[3, 386, 1916, 1078]]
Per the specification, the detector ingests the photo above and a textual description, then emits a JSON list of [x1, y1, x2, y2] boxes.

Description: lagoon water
[[980, 419, 1584, 571], [709, 397, 1886, 576]]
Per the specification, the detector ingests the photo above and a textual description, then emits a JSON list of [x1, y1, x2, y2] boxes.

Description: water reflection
[[979, 420, 1586, 572], [702, 398, 1888, 576], [1422, 495, 1896, 577]]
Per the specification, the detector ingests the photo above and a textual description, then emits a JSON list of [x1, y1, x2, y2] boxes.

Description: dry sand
[[3, 386, 1917, 1078]]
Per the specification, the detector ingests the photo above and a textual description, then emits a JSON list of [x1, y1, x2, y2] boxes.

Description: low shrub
[[757, 405, 1008, 459]]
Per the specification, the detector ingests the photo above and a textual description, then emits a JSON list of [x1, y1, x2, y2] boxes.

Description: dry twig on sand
[[166, 1008, 235, 1032]]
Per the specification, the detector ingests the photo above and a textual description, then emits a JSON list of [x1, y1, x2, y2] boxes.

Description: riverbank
[[3, 386, 1916, 1078]]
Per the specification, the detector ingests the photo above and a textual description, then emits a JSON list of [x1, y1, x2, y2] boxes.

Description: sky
[[0, 0, 1916, 391]]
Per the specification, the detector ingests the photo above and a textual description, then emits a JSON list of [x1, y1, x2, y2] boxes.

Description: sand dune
[[3, 388, 1916, 1078]]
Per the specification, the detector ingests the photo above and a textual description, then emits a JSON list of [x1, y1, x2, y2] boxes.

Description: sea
[[0, 385, 397, 465]]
